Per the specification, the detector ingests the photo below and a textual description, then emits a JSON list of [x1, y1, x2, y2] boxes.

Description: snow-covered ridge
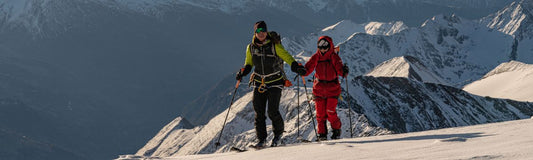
[[118, 118, 533, 160], [481, 60, 533, 78], [364, 21, 408, 36], [126, 72, 533, 158], [322, 20, 407, 36], [365, 56, 447, 85], [134, 88, 388, 157], [334, 9, 522, 87], [463, 60, 533, 102], [481, 0, 533, 40], [284, 20, 408, 61], [136, 117, 195, 156]]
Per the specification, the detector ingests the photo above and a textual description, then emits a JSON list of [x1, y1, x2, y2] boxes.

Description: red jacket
[[304, 36, 345, 98]]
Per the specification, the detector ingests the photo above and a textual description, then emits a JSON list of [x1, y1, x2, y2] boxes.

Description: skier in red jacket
[[303, 36, 349, 140]]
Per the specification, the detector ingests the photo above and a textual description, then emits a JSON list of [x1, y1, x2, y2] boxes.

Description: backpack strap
[[272, 43, 290, 86]]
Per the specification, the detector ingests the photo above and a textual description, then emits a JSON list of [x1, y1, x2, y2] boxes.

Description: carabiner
[[258, 78, 267, 93]]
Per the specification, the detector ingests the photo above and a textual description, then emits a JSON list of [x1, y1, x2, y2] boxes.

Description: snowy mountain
[[185, 20, 408, 125], [280, 0, 533, 89], [334, 13, 516, 87], [0, 0, 515, 35], [126, 1, 533, 158], [118, 118, 533, 160], [344, 76, 533, 133], [135, 117, 193, 156], [128, 75, 533, 158], [481, 0, 533, 40], [283, 20, 407, 59], [365, 56, 448, 85], [0, 0, 526, 159], [135, 86, 390, 157], [464, 61, 533, 102]]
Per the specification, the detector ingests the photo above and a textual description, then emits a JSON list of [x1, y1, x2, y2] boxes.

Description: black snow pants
[[253, 86, 284, 141]]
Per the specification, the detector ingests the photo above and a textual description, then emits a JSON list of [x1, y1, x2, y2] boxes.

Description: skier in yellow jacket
[[236, 21, 306, 147]]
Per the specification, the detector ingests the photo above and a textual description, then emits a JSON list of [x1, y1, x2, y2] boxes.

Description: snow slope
[[117, 118, 533, 160], [366, 56, 448, 85], [126, 75, 533, 158], [135, 117, 194, 156], [464, 61, 533, 102], [135, 88, 389, 157]]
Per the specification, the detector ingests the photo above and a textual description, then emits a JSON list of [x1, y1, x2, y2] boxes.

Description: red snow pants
[[313, 81, 342, 134]]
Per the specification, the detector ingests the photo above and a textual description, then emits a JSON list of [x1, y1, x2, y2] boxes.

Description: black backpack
[[269, 31, 292, 86], [269, 31, 281, 44]]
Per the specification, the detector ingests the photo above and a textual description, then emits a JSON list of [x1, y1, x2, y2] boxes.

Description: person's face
[[255, 28, 267, 41], [319, 47, 329, 53], [318, 41, 329, 53]]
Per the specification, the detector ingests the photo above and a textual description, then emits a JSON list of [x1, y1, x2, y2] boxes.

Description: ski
[[230, 146, 247, 152], [299, 139, 312, 143], [229, 145, 266, 153], [249, 144, 267, 150]]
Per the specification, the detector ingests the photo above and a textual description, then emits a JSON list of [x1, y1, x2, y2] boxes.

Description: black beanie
[[254, 21, 267, 33]]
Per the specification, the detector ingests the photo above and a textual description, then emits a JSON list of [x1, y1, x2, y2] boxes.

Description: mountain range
[[0, 0, 528, 159], [189, 0, 533, 127], [119, 118, 533, 160], [130, 1, 533, 158], [133, 65, 533, 157]]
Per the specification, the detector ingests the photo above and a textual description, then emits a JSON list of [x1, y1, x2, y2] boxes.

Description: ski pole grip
[[235, 80, 241, 88]]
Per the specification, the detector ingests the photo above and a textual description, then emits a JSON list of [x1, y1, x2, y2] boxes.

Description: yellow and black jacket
[[243, 33, 296, 87]]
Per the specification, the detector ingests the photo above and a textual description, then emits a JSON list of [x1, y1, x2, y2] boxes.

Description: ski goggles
[[255, 28, 266, 33], [318, 40, 330, 49]]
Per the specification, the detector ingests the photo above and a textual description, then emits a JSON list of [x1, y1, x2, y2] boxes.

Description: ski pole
[[336, 47, 354, 138], [214, 80, 241, 150], [294, 75, 301, 139], [301, 76, 319, 141], [344, 76, 354, 138], [293, 75, 302, 141]]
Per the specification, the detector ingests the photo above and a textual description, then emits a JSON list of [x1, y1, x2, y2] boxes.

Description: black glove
[[236, 65, 252, 81], [342, 64, 349, 77], [236, 70, 244, 81], [296, 67, 307, 76], [291, 61, 306, 76]]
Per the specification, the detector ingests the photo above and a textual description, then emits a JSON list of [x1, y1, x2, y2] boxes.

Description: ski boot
[[271, 134, 282, 147], [251, 139, 266, 149], [317, 133, 328, 141], [331, 129, 341, 140]]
